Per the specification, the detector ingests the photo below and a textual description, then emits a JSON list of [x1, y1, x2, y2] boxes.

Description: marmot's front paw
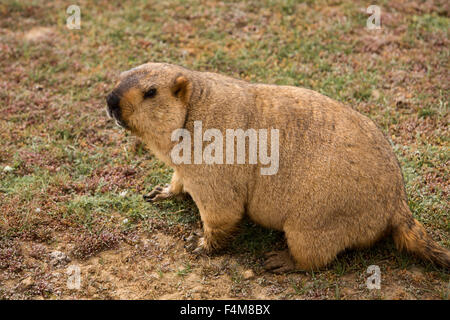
[[143, 184, 173, 202], [184, 231, 208, 255]]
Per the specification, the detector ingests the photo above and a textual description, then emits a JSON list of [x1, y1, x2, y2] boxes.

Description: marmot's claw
[[184, 234, 196, 242], [183, 231, 205, 255], [144, 184, 172, 202], [192, 246, 205, 255], [263, 250, 296, 274]]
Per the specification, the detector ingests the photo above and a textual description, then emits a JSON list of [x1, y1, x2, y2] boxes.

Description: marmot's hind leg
[[286, 230, 340, 270], [263, 250, 296, 273], [266, 225, 345, 272]]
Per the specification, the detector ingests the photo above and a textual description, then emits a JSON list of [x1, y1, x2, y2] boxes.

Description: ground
[[0, 0, 448, 300]]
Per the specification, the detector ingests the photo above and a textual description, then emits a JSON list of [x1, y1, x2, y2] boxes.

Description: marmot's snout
[[106, 91, 120, 118], [106, 91, 127, 128]]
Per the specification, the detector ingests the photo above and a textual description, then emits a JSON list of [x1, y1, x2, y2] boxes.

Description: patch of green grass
[[176, 262, 192, 277], [64, 193, 147, 228], [0, 169, 51, 202], [418, 108, 436, 119]]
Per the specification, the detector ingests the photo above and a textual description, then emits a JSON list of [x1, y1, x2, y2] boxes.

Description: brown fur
[[106, 62, 449, 271]]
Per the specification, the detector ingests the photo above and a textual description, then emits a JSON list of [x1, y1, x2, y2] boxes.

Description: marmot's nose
[[106, 92, 120, 111]]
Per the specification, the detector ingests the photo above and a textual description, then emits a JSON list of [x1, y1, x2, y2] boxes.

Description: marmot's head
[[106, 63, 192, 138]]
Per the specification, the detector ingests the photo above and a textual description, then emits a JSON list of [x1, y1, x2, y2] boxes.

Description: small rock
[[119, 191, 128, 197], [243, 269, 255, 280], [87, 285, 96, 296], [3, 166, 14, 172], [49, 250, 71, 267], [21, 277, 34, 288], [191, 285, 204, 293]]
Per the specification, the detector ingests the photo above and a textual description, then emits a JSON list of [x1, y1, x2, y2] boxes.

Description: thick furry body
[[106, 63, 449, 270]]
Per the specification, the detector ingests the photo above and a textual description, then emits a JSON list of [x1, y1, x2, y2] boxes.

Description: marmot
[[106, 62, 449, 272]]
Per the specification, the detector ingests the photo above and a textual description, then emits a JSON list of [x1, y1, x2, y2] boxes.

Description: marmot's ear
[[171, 74, 191, 105]]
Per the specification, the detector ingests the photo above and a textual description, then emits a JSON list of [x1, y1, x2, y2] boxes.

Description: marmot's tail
[[392, 202, 450, 269]]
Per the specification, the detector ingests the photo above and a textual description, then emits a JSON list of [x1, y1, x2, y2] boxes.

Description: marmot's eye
[[144, 88, 157, 99]]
